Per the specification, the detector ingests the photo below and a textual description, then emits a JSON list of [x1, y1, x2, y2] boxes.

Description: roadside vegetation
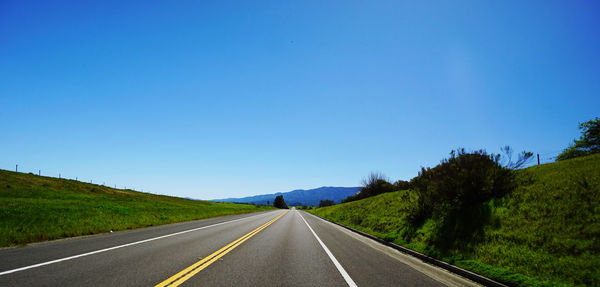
[[318, 199, 335, 207], [557, 117, 600, 161], [0, 170, 274, 247], [341, 172, 405, 203], [309, 153, 600, 287], [297, 205, 314, 210]]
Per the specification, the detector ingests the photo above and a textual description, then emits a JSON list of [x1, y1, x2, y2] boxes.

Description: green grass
[[0, 170, 275, 247], [309, 154, 600, 287]]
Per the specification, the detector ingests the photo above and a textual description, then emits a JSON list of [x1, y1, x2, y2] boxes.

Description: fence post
[[537, 154, 540, 166], [16, 164, 18, 172], [39, 170, 41, 176]]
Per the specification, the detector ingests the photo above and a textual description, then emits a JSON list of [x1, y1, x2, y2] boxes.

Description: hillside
[[212, 186, 359, 206], [0, 170, 274, 247], [309, 154, 600, 287]]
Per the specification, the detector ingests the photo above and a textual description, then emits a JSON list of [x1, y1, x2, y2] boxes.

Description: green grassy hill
[[0, 170, 274, 247], [309, 154, 600, 287]]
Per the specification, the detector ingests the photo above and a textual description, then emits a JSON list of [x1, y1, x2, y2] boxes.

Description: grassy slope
[[309, 154, 600, 287], [0, 170, 274, 247]]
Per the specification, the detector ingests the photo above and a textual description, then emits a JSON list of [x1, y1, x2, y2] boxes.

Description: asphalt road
[[0, 209, 480, 286]]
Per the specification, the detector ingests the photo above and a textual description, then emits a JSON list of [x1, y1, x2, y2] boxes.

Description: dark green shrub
[[409, 149, 514, 245], [342, 172, 396, 203], [393, 180, 411, 190]]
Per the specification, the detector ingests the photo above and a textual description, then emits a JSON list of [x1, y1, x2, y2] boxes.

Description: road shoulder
[[301, 211, 485, 287]]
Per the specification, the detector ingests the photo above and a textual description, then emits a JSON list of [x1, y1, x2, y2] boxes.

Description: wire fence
[[4, 164, 144, 192], [519, 149, 563, 169], [538, 150, 563, 164]]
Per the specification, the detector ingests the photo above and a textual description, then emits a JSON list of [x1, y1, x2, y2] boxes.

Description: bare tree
[[361, 172, 389, 188], [500, 146, 534, 169]]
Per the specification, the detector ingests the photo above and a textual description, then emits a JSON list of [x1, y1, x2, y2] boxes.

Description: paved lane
[[182, 209, 350, 286], [0, 208, 480, 286], [0, 211, 283, 286]]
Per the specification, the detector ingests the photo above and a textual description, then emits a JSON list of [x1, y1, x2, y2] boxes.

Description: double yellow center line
[[156, 211, 289, 287]]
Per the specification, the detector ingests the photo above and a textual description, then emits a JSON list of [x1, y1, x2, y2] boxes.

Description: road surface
[[0, 209, 480, 286]]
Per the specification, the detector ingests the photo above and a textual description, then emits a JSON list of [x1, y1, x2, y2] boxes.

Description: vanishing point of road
[[0, 208, 480, 286]]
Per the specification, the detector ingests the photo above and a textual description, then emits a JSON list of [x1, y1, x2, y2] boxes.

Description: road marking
[[298, 211, 358, 287], [156, 210, 289, 287], [0, 211, 276, 276]]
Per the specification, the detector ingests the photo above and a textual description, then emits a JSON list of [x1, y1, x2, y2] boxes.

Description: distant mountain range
[[212, 186, 360, 206]]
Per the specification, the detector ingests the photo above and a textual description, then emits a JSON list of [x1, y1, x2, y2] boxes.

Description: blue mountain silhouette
[[212, 186, 359, 206]]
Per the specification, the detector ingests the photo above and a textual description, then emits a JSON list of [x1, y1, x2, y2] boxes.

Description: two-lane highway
[[0, 209, 480, 286]]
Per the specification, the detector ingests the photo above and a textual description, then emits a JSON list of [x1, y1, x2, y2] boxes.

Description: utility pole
[[15, 164, 18, 172], [537, 154, 540, 166]]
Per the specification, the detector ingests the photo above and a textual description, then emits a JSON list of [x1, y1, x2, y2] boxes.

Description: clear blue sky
[[1, 1, 598, 199]]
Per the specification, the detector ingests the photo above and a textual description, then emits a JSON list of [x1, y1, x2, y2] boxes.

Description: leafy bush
[[393, 179, 411, 190], [409, 149, 514, 244], [342, 172, 396, 203]]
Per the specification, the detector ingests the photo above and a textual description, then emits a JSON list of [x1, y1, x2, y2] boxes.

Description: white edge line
[[298, 211, 358, 287], [0, 211, 278, 276]]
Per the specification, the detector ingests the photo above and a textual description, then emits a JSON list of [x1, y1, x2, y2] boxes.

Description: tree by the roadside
[[342, 172, 396, 203], [500, 146, 534, 169], [318, 199, 335, 207], [557, 117, 600, 161], [273, 195, 288, 209]]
